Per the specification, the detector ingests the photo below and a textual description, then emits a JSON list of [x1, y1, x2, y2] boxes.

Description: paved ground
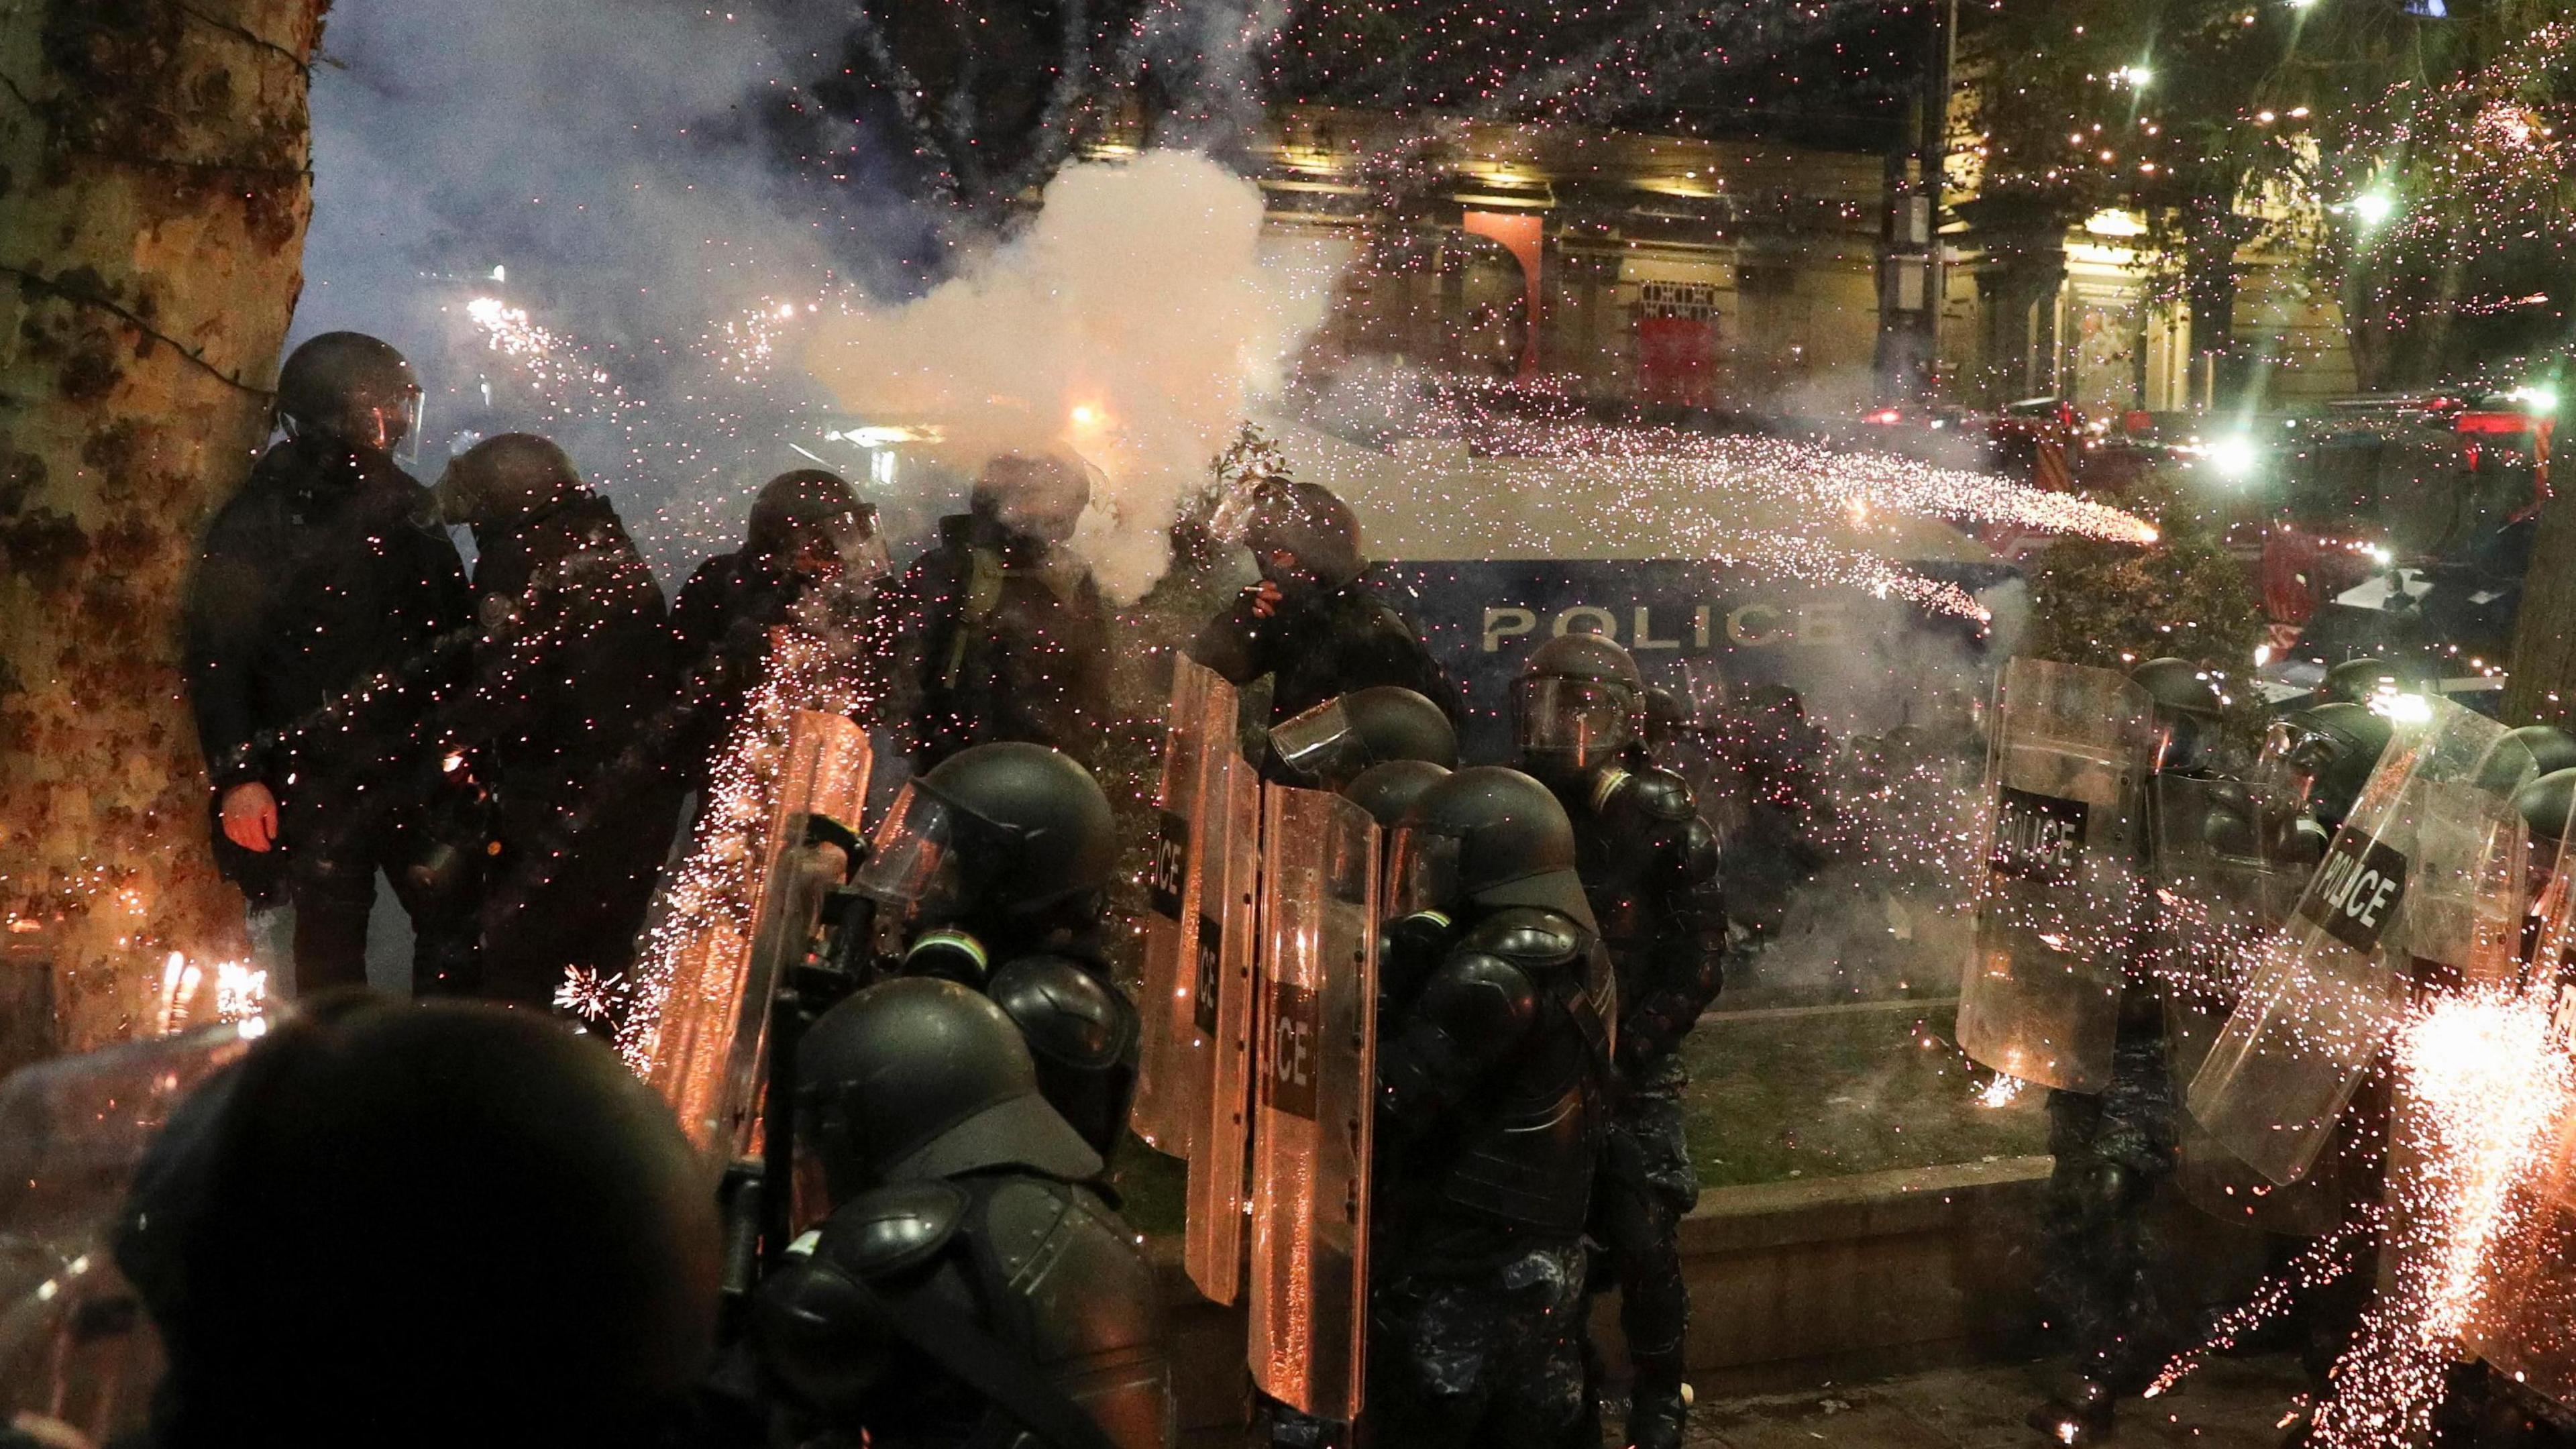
[[1676, 1356, 2310, 1449]]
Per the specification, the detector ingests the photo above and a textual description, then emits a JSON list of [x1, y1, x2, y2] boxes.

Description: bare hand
[[221, 782, 278, 853], [1249, 580, 1283, 619]]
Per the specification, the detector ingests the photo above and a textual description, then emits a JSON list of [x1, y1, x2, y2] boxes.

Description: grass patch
[[1682, 1000, 2046, 1189]]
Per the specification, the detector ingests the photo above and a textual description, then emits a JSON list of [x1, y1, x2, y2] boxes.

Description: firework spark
[[2302, 989, 2575, 1449], [553, 965, 631, 1023]]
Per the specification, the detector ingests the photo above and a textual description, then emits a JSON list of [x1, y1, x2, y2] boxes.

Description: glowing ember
[[1977, 1072, 2026, 1109]]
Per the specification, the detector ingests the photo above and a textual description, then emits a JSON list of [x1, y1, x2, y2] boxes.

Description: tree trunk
[[2505, 476, 2576, 731], [0, 0, 329, 1055], [2181, 197, 2246, 411]]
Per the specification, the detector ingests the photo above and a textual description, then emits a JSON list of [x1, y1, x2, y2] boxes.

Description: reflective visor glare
[[1517, 678, 1632, 757], [1271, 699, 1356, 776], [853, 785, 956, 905], [1387, 829, 1459, 918]]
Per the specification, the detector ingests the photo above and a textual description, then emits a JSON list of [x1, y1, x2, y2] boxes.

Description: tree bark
[[0, 0, 329, 1054], [2505, 470, 2576, 731]]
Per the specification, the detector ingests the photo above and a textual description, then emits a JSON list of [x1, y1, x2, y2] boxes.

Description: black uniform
[[2036, 1007, 2184, 1408], [462, 491, 681, 1004], [182, 433, 479, 994], [1507, 632, 1722, 1449], [875, 512, 1114, 771], [1547, 763, 1725, 1439], [2029, 659, 2212, 1442], [1190, 578, 1458, 725], [755, 977, 1171, 1449], [1370, 904, 1616, 1449]]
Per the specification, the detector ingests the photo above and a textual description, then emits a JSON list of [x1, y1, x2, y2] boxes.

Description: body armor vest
[[1432, 911, 1613, 1238]]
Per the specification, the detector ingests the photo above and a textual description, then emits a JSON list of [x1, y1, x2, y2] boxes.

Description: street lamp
[[2118, 64, 2154, 87], [2353, 189, 2397, 227]]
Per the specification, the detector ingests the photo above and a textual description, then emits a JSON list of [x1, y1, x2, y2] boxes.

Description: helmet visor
[[388, 390, 426, 468], [2253, 718, 2328, 820], [1385, 826, 1462, 920], [1206, 486, 1257, 547], [788, 509, 879, 580], [1268, 697, 1362, 787], [852, 782, 1004, 918], [1513, 676, 1638, 769]]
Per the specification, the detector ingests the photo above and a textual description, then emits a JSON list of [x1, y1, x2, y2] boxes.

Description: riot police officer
[[1366, 766, 1615, 1449], [2028, 657, 2218, 1444], [848, 741, 1136, 1156], [113, 995, 722, 1449], [754, 976, 1172, 1449], [1509, 635, 1723, 1449], [1265, 684, 1458, 791], [1189, 478, 1457, 724], [673, 468, 886, 782], [875, 453, 1114, 770], [182, 331, 480, 996], [2262, 702, 2395, 847], [437, 433, 680, 1006]]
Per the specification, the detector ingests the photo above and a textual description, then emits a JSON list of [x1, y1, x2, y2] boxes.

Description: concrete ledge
[[1668, 1155, 2054, 1394], [1155, 1151, 2271, 1426]]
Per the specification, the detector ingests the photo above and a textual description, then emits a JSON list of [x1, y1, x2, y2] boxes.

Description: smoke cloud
[[803, 150, 1341, 602]]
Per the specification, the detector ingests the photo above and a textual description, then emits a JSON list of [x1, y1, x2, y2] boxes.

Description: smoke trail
[[802, 150, 1342, 602]]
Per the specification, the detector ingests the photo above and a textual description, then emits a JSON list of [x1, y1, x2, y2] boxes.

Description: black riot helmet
[[853, 743, 1117, 934], [1386, 765, 1595, 926], [1232, 478, 1363, 591], [747, 468, 883, 580], [2260, 702, 2393, 830], [797, 977, 1102, 1205], [2499, 726, 2576, 784], [2132, 657, 2224, 773], [114, 996, 720, 1449], [2320, 656, 2430, 708], [1267, 686, 1458, 790], [1513, 632, 1648, 778], [276, 331, 423, 458], [1344, 759, 1450, 830], [2132, 657, 2224, 717], [435, 432, 585, 527], [2518, 769, 2576, 854], [971, 452, 1092, 545]]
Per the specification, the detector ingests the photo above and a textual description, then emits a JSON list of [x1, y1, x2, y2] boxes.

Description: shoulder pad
[[1678, 816, 1722, 883], [810, 1178, 969, 1281], [1614, 766, 1699, 824], [1415, 952, 1542, 1040], [1460, 906, 1588, 969], [988, 955, 1136, 1070]]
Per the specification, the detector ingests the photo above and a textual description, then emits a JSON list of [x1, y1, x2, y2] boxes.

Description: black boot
[[1626, 1349, 1691, 1449]]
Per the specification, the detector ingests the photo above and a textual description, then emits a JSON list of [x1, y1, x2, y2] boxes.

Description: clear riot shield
[[2188, 698, 2510, 1187], [1183, 751, 1261, 1303], [1130, 657, 1242, 1159], [1, 1020, 267, 1438], [2155, 772, 2297, 1073], [639, 709, 871, 1158], [1246, 786, 1378, 1421], [2155, 774, 2355, 1231], [1957, 658, 2155, 1093]]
